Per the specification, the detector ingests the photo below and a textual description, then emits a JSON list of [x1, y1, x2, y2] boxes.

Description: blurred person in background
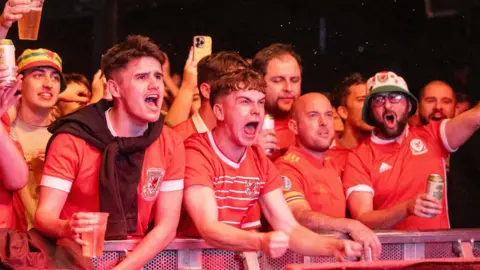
[[252, 43, 302, 160], [173, 51, 249, 140], [328, 73, 374, 173], [418, 80, 456, 126], [53, 73, 91, 117]]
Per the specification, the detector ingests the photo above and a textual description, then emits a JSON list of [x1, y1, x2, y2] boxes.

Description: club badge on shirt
[[282, 176, 292, 191], [410, 138, 428, 155], [245, 178, 260, 199], [143, 168, 165, 201]]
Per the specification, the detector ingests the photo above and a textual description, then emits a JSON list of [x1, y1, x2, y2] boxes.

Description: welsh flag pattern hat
[[362, 71, 418, 126], [17, 48, 66, 91]]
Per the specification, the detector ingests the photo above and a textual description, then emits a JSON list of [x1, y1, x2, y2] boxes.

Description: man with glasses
[[341, 71, 480, 230]]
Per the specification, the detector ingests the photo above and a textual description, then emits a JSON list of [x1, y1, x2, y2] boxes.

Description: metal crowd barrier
[[92, 229, 480, 270]]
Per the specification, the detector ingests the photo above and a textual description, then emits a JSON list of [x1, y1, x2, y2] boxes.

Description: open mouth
[[244, 121, 259, 136], [383, 112, 397, 128], [145, 94, 159, 110], [430, 114, 445, 121]]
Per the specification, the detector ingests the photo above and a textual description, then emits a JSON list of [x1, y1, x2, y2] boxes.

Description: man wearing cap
[[343, 71, 480, 230], [11, 48, 65, 231]]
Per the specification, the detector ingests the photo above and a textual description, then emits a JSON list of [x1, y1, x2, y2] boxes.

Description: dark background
[[6, 0, 480, 99]]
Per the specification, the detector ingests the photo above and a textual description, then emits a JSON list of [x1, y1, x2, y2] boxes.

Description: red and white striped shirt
[[178, 132, 282, 236]]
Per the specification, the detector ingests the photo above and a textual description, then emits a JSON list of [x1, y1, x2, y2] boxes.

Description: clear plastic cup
[[81, 212, 109, 258], [18, 0, 44, 40]]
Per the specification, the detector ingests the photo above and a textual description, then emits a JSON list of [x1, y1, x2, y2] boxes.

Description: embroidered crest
[[410, 138, 428, 155], [244, 178, 260, 199], [282, 176, 292, 191], [377, 72, 389, 83], [142, 168, 165, 201]]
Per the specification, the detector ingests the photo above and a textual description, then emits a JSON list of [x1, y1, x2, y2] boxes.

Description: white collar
[[105, 108, 148, 137], [370, 125, 410, 145], [192, 113, 209, 133], [207, 131, 247, 169]]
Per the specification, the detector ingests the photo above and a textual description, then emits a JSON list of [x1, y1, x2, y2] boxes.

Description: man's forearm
[[288, 225, 341, 257], [114, 224, 176, 270], [164, 87, 194, 127], [201, 222, 264, 252], [34, 211, 69, 239], [445, 106, 480, 150], [294, 209, 355, 233], [355, 201, 409, 230]]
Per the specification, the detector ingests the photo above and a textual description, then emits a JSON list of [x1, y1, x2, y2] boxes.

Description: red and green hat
[[17, 48, 66, 91]]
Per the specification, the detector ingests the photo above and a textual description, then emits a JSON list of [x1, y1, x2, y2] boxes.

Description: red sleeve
[[41, 134, 81, 192], [342, 149, 374, 200], [160, 129, 185, 192], [184, 136, 214, 189], [422, 119, 456, 154], [275, 159, 306, 205]]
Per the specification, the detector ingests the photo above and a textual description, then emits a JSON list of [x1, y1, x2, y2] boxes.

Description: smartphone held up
[[193, 35, 212, 62]]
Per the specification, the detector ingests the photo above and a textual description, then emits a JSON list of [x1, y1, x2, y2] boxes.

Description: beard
[[371, 110, 409, 139]]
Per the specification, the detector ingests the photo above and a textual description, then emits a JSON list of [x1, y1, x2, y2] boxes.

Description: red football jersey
[[41, 126, 185, 236], [324, 137, 352, 176], [276, 146, 346, 218], [343, 120, 453, 230], [269, 117, 296, 161], [178, 132, 282, 236], [172, 113, 209, 140]]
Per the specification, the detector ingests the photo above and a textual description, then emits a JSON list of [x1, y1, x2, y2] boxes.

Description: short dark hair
[[210, 69, 266, 108], [64, 73, 91, 92], [333, 73, 366, 108], [197, 51, 250, 87], [251, 43, 302, 76], [101, 35, 165, 80]]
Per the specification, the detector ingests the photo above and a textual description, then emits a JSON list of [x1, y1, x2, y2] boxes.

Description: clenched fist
[[261, 231, 289, 258]]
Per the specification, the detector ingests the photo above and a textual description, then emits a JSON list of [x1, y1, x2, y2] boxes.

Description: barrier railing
[[92, 229, 480, 270]]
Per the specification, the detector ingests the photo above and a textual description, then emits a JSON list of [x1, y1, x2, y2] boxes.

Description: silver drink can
[[426, 174, 444, 201], [262, 114, 275, 154], [0, 39, 16, 87]]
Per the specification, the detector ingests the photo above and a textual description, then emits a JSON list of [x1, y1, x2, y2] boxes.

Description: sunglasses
[[371, 92, 406, 107]]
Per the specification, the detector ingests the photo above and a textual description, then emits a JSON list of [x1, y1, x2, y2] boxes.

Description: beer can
[[262, 114, 275, 130], [262, 115, 275, 154], [0, 39, 16, 87], [426, 174, 444, 201]]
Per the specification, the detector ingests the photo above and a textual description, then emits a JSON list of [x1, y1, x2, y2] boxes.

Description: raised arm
[[164, 47, 198, 127], [0, 0, 31, 39], [444, 104, 480, 150], [0, 77, 26, 191]]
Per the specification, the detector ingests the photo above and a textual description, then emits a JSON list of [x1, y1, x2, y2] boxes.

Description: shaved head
[[291, 93, 332, 120], [419, 80, 455, 125], [289, 93, 335, 155]]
